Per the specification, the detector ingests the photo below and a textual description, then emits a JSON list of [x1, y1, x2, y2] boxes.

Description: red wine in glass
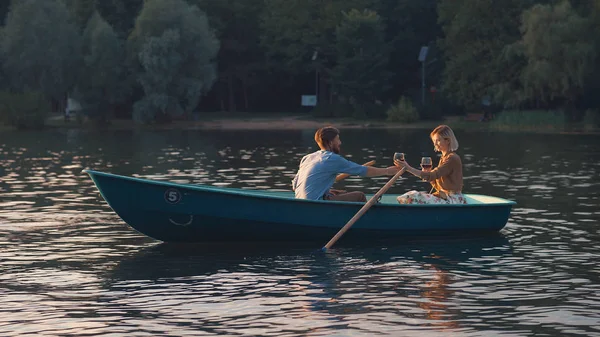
[[421, 157, 432, 170], [394, 152, 405, 161]]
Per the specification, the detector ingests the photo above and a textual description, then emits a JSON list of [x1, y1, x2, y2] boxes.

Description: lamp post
[[418, 46, 429, 106], [312, 50, 319, 105]]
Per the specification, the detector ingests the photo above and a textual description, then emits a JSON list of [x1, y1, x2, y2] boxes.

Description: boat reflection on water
[[110, 233, 511, 280], [108, 234, 512, 332]]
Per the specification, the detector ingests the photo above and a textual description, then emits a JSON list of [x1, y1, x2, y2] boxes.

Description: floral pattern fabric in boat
[[397, 190, 467, 205]]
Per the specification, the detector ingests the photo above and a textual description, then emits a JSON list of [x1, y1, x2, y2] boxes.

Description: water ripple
[[0, 130, 599, 336]]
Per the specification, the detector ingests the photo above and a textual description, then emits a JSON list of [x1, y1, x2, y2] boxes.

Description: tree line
[[0, 0, 598, 128]]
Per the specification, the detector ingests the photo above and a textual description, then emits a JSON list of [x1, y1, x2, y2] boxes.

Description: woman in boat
[[394, 125, 467, 204]]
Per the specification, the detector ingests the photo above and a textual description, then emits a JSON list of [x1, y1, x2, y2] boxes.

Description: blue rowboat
[[84, 170, 516, 243]]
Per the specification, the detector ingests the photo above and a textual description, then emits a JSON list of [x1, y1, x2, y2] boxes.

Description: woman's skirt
[[396, 190, 467, 205]]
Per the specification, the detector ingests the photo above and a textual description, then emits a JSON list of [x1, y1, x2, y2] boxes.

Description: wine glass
[[420, 157, 432, 171], [393, 152, 405, 162]]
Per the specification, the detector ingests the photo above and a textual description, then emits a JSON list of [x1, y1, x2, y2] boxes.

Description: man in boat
[[292, 126, 401, 202]]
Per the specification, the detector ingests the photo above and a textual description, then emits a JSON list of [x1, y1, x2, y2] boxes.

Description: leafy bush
[[490, 110, 566, 131], [0, 91, 50, 129], [386, 96, 419, 123], [583, 109, 600, 127]]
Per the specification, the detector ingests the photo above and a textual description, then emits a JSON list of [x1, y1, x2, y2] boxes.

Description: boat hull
[[84, 170, 516, 243]]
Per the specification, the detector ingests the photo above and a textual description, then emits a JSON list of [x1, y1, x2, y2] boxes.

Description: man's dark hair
[[314, 126, 339, 150]]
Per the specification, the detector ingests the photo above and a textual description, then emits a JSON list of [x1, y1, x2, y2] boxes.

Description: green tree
[[0, 26, 5, 92], [134, 29, 182, 123], [260, 0, 376, 105], [0, 0, 10, 25], [376, 0, 441, 101], [63, 0, 95, 31], [577, 0, 600, 111], [191, 0, 265, 112], [95, 0, 143, 39], [1, 0, 81, 102], [128, 0, 219, 123], [437, 0, 534, 111], [0, 91, 50, 129], [261, 0, 323, 74], [261, 0, 377, 71], [332, 9, 390, 115], [93, 0, 143, 117], [75, 11, 124, 124], [515, 1, 596, 110]]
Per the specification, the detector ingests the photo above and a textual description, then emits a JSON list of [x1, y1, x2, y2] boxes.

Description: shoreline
[[45, 115, 443, 131], [2, 114, 599, 135], [185, 116, 442, 130]]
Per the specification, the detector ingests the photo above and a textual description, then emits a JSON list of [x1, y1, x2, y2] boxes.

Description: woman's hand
[[395, 159, 422, 178]]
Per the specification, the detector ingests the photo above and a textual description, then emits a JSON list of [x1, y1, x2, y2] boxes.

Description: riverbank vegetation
[[0, 0, 599, 132]]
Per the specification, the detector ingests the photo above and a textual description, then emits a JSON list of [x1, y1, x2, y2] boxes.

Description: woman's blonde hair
[[430, 125, 459, 152]]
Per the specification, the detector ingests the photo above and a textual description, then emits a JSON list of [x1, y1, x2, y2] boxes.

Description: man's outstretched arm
[[365, 166, 401, 177]]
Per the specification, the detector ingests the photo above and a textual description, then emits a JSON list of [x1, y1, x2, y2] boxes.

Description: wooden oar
[[335, 160, 376, 182], [322, 167, 406, 250]]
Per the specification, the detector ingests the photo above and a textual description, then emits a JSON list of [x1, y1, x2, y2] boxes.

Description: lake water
[[1, 128, 599, 336]]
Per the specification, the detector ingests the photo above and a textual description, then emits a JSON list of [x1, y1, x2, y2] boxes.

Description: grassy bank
[[2, 109, 599, 134], [489, 109, 600, 133], [41, 112, 442, 131], [446, 110, 600, 134], [491, 110, 566, 132]]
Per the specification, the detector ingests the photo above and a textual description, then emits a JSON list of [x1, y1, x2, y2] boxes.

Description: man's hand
[[366, 165, 405, 177]]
